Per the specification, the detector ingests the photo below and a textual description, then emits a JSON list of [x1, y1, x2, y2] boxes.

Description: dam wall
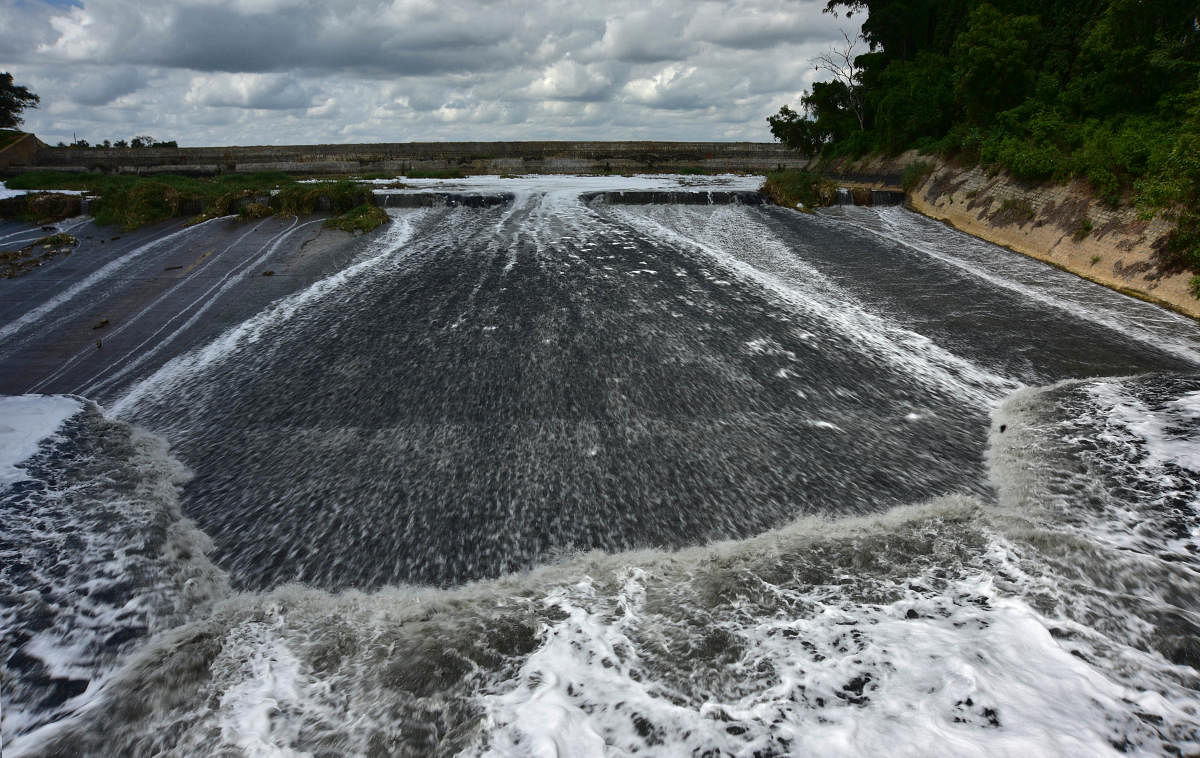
[[10, 141, 807, 177]]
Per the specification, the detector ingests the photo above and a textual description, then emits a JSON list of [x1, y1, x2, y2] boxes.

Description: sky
[[0, 0, 858, 147]]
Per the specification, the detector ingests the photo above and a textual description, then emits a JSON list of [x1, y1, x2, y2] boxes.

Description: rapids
[[2, 175, 1199, 756]]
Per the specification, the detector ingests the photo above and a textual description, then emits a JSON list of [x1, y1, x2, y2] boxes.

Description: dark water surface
[[3, 176, 1200, 755]]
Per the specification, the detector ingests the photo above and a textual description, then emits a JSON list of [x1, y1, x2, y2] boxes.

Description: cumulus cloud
[[0, 0, 855, 145], [185, 73, 317, 110]]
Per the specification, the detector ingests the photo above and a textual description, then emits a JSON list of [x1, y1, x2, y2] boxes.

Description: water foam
[[840, 206, 1200, 366], [609, 204, 1016, 407], [1, 401, 228, 744], [0, 394, 81, 485]]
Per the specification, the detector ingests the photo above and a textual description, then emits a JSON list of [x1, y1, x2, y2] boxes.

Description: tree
[[767, 104, 827, 155], [951, 4, 1040, 124], [813, 31, 868, 131], [0, 72, 39, 129]]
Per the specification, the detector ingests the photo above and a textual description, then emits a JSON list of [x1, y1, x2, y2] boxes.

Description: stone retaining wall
[[11, 141, 807, 177]]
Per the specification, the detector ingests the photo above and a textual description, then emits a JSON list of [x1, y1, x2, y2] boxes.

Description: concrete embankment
[[8, 141, 807, 177], [812, 152, 1199, 320]]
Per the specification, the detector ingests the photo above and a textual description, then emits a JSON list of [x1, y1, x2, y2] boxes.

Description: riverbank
[[798, 153, 1200, 321]]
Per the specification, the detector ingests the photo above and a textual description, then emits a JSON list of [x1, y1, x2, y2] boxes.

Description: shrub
[[274, 181, 371, 215], [1073, 216, 1094, 241], [760, 170, 834, 209], [901, 160, 935, 193], [324, 204, 389, 234]]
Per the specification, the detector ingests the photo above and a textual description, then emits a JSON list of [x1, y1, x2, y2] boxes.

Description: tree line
[[769, 0, 1199, 269]]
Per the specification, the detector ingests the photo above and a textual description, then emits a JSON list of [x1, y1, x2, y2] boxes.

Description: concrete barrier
[[8, 141, 807, 177]]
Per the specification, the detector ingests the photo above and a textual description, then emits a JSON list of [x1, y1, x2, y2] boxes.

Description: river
[[2, 174, 1199, 756]]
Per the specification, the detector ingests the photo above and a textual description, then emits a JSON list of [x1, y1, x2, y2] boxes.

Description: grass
[[6, 171, 295, 228], [997, 197, 1037, 222], [1074, 216, 1094, 241], [3, 171, 394, 232], [901, 160, 935, 193], [324, 204, 389, 234], [760, 170, 834, 210]]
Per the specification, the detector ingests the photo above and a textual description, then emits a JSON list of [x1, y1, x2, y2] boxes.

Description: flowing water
[[2, 175, 1200, 756]]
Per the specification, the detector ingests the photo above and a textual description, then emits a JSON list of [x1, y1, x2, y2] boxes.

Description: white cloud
[[0, 0, 857, 145], [185, 73, 316, 110]]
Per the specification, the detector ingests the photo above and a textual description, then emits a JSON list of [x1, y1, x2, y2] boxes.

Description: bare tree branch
[[812, 31, 866, 131]]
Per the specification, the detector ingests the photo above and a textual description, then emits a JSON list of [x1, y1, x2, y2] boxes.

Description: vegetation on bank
[[324, 205, 390, 234], [760, 170, 835, 210], [768, 0, 1200, 275], [3, 172, 388, 232], [1, 232, 77, 278]]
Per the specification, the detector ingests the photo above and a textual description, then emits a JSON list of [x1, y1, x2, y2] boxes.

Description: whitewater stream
[[2, 175, 1199, 756]]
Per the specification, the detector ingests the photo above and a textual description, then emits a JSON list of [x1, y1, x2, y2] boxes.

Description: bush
[[760, 170, 834, 209], [323, 204, 389, 234], [273, 181, 372, 215], [901, 160, 935, 193]]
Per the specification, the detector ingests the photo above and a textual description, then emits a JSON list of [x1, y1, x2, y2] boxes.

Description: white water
[[0, 395, 81, 485], [4, 178, 1200, 755]]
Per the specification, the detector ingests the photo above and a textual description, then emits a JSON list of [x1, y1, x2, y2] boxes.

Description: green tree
[[0, 72, 39, 129], [951, 4, 1041, 125], [767, 104, 826, 155]]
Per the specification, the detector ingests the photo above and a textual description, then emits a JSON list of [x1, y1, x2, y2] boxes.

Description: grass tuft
[[323, 204, 389, 234]]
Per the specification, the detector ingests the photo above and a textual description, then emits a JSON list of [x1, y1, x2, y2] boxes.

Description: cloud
[[526, 60, 617, 101], [185, 73, 317, 110], [69, 65, 146, 105], [0, 0, 857, 145]]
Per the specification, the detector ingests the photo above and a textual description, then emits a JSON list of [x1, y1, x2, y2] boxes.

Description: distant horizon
[[0, 0, 855, 147], [29, 135, 792, 148]]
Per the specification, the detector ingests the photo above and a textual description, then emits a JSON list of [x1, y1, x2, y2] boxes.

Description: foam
[[0, 395, 82, 485], [839, 206, 1200, 366], [1089, 382, 1200, 472], [1, 402, 228, 744], [610, 204, 1016, 407], [15, 496, 1200, 756]]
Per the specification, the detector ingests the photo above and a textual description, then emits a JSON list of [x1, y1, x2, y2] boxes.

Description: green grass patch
[[323, 204, 389, 234], [901, 160, 935, 193], [760, 170, 834, 210], [7, 171, 297, 229], [1073, 216, 1094, 241], [273, 181, 372, 216], [3, 171, 391, 230]]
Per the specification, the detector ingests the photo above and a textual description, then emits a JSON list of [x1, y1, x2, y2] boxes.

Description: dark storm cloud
[[0, 0, 853, 145]]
